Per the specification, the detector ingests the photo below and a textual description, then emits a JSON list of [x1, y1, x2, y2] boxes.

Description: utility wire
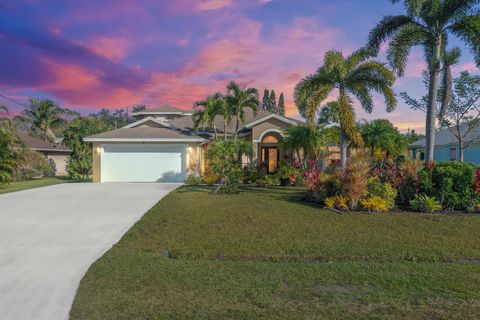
[[0, 93, 29, 108]]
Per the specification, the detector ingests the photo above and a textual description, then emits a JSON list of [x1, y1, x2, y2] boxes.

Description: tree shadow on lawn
[[238, 186, 326, 210]]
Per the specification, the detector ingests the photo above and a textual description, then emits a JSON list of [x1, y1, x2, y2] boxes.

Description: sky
[[0, 0, 478, 132]]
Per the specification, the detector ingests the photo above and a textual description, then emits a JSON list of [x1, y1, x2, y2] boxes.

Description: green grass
[[0, 177, 69, 194], [70, 187, 480, 319]]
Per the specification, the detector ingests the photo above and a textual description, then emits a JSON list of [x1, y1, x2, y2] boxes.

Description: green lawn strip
[[0, 177, 67, 194], [70, 186, 480, 319], [120, 186, 480, 263], [71, 253, 480, 320]]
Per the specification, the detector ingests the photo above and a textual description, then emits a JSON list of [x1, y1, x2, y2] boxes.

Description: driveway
[[0, 182, 180, 320]]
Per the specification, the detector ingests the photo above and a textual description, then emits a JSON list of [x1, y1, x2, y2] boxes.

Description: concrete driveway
[[0, 182, 180, 320]]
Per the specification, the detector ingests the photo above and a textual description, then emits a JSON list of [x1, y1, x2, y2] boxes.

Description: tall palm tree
[[193, 93, 225, 139], [225, 81, 259, 141], [295, 48, 397, 167], [17, 98, 65, 141], [367, 0, 480, 162]]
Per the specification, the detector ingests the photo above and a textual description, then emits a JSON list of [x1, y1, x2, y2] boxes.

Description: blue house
[[409, 126, 480, 163]]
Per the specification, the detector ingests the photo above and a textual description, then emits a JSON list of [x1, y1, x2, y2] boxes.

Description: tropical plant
[[410, 194, 442, 213], [282, 125, 326, 170], [367, 177, 398, 210], [14, 148, 51, 180], [90, 108, 131, 129], [205, 140, 253, 193], [193, 93, 225, 139], [0, 127, 17, 186], [16, 98, 69, 142], [63, 117, 110, 179], [359, 119, 408, 160], [361, 196, 390, 212], [342, 150, 372, 210], [367, 0, 480, 162], [225, 81, 259, 140], [325, 195, 349, 210], [294, 48, 397, 167]]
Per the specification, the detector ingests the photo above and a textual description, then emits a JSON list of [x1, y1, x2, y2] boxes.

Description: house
[[84, 105, 306, 183], [16, 132, 71, 176], [408, 125, 480, 163]]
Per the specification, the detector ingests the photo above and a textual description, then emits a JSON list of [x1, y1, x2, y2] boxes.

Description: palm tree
[[282, 125, 326, 170], [225, 81, 259, 141], [359, 119, 407, 160], [295, 48, 397, 167], [193, 93, 224, 139], [367, 0, 480, 162], [17, 98, 65, 141]]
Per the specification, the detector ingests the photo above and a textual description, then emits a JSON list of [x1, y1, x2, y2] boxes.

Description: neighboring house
[[84, 105, 339, 183], [409, 125, 480, 163], [16, 132, 71, 176]]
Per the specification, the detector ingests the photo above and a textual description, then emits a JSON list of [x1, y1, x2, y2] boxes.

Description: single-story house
[[16, 132, 71, 176], [84, 105, 311, 183], [409, 125, 480, 163]]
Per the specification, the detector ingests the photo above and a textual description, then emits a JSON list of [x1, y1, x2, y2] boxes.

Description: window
[[450, 147, 457, 161], [262, 135, 278, 143]]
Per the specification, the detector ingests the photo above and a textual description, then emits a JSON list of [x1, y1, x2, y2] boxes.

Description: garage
[[100, 144, 188, 182]]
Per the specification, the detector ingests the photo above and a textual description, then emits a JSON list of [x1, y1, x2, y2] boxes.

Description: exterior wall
[[410, 143, 480, 164], [45, 153, 69, 176], [91, 141, 202, 183], [250, 118, 291, 165]]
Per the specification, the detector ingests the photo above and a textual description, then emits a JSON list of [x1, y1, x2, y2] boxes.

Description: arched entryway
[[259, 130, 283, 173]]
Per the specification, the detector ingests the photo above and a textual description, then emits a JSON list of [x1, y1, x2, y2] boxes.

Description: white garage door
[[101, 144, 188, 182]]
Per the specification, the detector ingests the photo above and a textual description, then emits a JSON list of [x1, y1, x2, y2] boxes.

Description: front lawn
[[70, 187, 480, 319], [0, 177, 68, 194]]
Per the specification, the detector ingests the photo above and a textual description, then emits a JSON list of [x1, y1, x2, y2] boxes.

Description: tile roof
[[15, 132, 71, 152], [85, 126, 204, 140], [134, 105, 192, 114], [169, 109, 303, 134], [409, 124, 480, 148]]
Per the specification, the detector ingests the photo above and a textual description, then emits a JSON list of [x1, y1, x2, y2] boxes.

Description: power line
[[0, 93, 29, 108]]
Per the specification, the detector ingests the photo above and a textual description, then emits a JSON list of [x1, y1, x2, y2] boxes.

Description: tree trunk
[[223, 120, 227, 141], [234, 116, 239, 141], [213, 123, 218, 140], [425, 40, 441, 162], [340, 127, 347, 168], [459, 139, 464, 162]]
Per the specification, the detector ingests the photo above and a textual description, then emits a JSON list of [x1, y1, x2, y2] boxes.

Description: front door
[[262, 147, 279, 173]]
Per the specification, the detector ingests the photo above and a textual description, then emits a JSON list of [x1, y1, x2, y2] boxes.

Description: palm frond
[[449, 14, 480, 66], [390, 0, 428, 16], [386, 24, 427, 75], [367, 15, 421, 54], [337, 92, 362, 146]]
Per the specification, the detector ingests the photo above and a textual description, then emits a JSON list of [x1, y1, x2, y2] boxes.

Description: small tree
[[0, 127, 16, 186], [359, 119, 407, 161], [282, 125, 326, 170], [278, 93, 285, 116], [269, 90, 277, 113], [262, 89, 270, 111], [403, 71, 480, 162], [225, 82, 259, 141], [63, 117, 110, 179], [442, 71, 480, 162], [206, 140, 253, 193]]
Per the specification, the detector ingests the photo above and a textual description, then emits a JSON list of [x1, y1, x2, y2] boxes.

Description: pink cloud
[[88, 37, 130, 62], [196, 0, 233, 11]]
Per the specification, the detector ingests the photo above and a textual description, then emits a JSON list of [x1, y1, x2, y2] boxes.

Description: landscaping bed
[[70, 186, 480, 319]]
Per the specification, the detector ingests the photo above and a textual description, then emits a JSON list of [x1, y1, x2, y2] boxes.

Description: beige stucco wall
[[44, 153, 69, 176], [91, 142, 202, 183], [250, 118, 292, 165]]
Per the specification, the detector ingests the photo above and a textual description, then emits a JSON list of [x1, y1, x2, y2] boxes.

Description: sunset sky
[[0, 0, 478, 132]]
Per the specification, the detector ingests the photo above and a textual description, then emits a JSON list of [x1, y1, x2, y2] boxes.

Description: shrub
[[409, 194, 442, 213], [325, 195, 349, 210], [360, 196, 390, 212], [276, 160, 299, 184], [0, 128, 16, 186], [342, 150, 371, 210], [242, 166, 261, 184], [367, 177, 397, 210], [256, 175, 280, 186], [184, 175, 203, 185], [418, 162, 477, 210], [14, 148, 51, 180], [305, 171, 342, 204]]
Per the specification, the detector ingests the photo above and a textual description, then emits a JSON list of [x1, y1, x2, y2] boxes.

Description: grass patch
[[0, 177, 69, 194], [70, 186, 480, 319]]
